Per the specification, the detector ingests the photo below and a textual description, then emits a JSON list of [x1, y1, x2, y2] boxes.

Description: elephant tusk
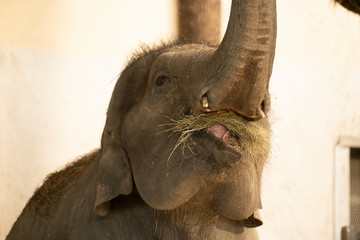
[[201, 95, 209, 108], [229, 107, 266, 120], [258, 107, 265, 119]]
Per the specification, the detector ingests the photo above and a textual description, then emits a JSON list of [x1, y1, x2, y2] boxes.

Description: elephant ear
[[94, 147, 133, 216], [93, 45, 169, 216]]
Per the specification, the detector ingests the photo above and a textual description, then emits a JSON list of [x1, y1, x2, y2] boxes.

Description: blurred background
[[1, 0, 360, 239]]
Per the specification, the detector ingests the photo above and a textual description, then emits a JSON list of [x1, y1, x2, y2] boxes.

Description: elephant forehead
[[152, 49, 209, 73], [151, 52, 175, 70]]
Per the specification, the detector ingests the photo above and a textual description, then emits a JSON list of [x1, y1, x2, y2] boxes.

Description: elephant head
[[95, 0, 276, 229]]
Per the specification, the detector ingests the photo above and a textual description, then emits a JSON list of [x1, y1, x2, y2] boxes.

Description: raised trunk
[[203, 0, 277, 119]]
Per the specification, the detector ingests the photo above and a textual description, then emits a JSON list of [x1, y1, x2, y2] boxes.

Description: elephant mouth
[[199, 112, 270, 155], [208, 124, 230, 140], [206, 123, 241, 150], [165, 110, 270, 162]]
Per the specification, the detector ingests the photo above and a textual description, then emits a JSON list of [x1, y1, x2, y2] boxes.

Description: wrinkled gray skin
[[7, 0, 276, 239]]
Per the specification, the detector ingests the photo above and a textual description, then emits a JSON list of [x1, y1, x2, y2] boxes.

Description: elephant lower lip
[[217, 214, 263, 231], [236, 214, 263, 228]]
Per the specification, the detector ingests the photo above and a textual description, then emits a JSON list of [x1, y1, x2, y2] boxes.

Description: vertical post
[[177, 0, 221, 45], [334, 144, 350, 240]]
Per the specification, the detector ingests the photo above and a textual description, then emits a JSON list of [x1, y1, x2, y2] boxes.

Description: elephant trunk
[[200, 0, 277, 119]]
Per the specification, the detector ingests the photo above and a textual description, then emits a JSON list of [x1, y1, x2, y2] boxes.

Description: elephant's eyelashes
[[156, 76, 169, 86]]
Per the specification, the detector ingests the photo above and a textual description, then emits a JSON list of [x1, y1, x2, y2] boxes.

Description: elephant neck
[[106, 190, 258, 239], [152, 192, 259, 240]]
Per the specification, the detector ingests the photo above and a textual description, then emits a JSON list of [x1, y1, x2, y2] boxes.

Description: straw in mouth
[[163, 110, 271, 162]]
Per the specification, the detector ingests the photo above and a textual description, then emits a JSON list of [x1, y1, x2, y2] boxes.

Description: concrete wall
[[1, 0, 360, 239], [0, 0, 177, 238], [259, 0, 360, 239]]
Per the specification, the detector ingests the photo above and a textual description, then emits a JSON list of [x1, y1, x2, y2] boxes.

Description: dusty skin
[[6, 0, 277, 239]]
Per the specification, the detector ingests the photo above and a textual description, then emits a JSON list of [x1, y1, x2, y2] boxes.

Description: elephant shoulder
[[7, 149, 101, 240], [27, 149, 100, 219]]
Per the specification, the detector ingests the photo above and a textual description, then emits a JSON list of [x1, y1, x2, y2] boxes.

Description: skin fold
[[6, 0, 276, 239]]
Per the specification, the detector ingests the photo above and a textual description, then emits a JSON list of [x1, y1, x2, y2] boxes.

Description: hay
[[164, 110, 271, 162]]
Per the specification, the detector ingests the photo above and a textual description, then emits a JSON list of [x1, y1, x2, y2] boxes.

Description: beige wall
[[0, 0, 177, 238], [1, 0, 360, 239], [259, 1, 360, 239]]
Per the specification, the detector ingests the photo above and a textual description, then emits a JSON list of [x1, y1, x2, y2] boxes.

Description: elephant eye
[[156, 76, 169, 86]]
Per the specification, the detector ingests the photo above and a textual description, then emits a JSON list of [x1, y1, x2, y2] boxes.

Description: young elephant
[[6, 0, 276, 239]]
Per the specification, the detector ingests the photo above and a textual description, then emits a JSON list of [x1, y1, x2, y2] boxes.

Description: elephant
[[6, 0, 276, 239]]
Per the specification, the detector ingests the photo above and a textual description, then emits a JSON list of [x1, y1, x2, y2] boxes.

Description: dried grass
[[164, 110, 271, 162]]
